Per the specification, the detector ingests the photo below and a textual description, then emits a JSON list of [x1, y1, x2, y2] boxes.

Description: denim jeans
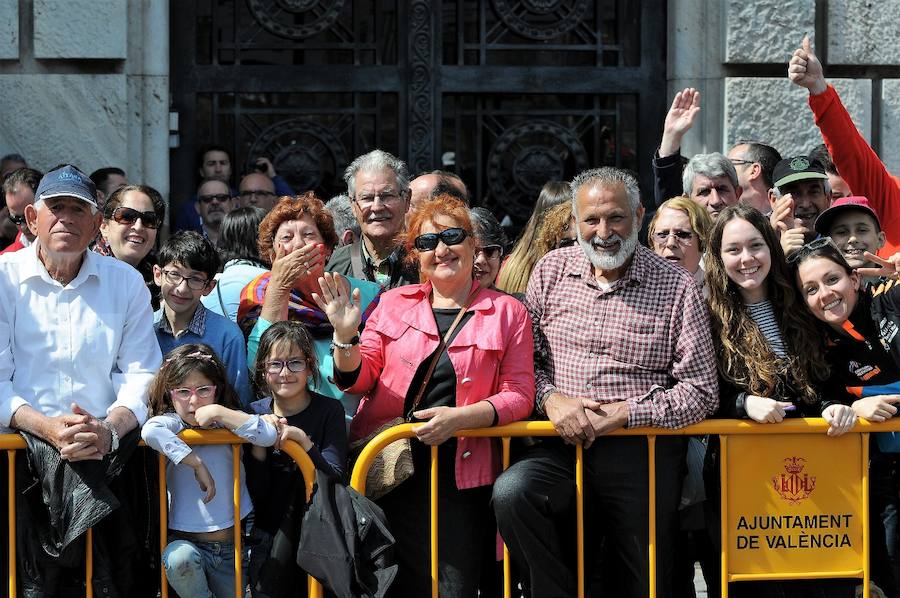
[[163, 538, 247, 598]]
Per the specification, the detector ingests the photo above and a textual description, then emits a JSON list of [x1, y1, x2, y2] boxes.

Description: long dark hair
[[219, 206, 269, 267], [148, 344, 241, 417], [705, 204, 830, 403]]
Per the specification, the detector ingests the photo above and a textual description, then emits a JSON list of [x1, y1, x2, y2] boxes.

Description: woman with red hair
[[237, 193, 381, 420], [315, 194, 535, 596]]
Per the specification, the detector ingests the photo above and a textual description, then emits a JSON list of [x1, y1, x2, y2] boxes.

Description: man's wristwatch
[[102, 420, 120, 453]]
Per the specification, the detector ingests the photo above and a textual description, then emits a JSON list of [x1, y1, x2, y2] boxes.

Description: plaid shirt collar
[[563, 243, 650, 291], [155, 303, 207, 338]]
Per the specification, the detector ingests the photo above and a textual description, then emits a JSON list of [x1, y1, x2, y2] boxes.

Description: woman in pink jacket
[[313, 194, 535, 597]]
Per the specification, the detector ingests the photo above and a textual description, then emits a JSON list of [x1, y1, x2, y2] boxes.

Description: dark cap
[[34, 165, 98, 208], [815, 196, 881, 235], [773, 156, 829, 190]]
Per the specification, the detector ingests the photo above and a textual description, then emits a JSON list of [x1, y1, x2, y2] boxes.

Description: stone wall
[[670, 0, 900, 174], [0, 0, 169, 197]]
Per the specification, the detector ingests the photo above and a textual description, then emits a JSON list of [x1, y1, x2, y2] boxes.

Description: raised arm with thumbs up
[[789, 35, 900, 258], [788, 35, 828, 95]]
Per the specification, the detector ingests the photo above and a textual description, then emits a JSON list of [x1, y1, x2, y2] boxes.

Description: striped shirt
[[745, 300, 787, 358], [527, 244, 719, 429]]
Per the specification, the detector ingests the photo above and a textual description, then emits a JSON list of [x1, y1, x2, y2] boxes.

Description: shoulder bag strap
[[405, 287, 480, 419]]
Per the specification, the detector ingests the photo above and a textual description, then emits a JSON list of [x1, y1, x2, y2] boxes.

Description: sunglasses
[[8, 212, 26, 226], [414, 227, 469, 252], [170, 385, 217, 401], [265, 359, 307, 374], [109, 206, 160, 229], [198, 193, 231, 204], [475, 245, 503, 260], [556, 237, 577, 249], [786, 236, 840, 265], [652, 229, 695, 247]]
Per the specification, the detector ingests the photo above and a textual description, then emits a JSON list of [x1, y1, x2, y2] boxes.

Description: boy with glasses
[[154, 231, 253, 407]]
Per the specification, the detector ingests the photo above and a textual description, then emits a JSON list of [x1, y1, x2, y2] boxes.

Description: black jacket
[[16, 429, 159, 598], [823, 278, 900, 387], [255, 469, 397, 598], [325, 241, 418, 289]]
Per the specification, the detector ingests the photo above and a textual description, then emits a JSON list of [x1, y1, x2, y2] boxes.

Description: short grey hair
[[570, 167, 641, 218], [343, 149, 410, 198], [682, 152, 738, 196], [325, 193, 361, 239]]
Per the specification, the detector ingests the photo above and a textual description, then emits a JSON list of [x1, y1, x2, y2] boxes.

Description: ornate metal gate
[[170, 0, 665, 224]]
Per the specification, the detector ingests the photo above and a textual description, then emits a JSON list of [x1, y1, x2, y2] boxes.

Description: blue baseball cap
[[34, 165, 98, 209]]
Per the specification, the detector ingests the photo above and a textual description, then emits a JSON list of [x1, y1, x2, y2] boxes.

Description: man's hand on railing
[[544, 393, 597, 446], [822, 404, 857, 437], [581, 401, 629, 449], [58, 403, 113, 461]]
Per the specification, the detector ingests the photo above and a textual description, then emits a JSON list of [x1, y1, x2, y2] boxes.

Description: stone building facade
[[0, 0, 898, 211], [0, 0, 169, 196]]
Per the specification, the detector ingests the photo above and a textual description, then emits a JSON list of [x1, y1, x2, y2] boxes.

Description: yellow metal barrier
[[0, 430, 322, 598], [350, 418, 900, 598]]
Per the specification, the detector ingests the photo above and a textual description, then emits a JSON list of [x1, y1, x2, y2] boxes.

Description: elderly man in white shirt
[[0, 164, 161, 458]]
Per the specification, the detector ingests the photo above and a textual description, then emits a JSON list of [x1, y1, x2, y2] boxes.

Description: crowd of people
[[2, 36, 900, 598]]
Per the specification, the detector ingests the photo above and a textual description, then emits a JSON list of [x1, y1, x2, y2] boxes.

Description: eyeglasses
[[109, 206, 160, 229], [354, 191, 403, 208], [265, 359, 308, 374], [786, 236, 839, 265], [730, 158, 755, 166], [7, 212, 26, 226], [161, 269, 210, 290], [556, 237, 577, 249], [652, 229, 695, 247], [239, 190, 277, 200], [170, 385, 217, 401], [198, 193, 231, 204], [414, 227, 469, 251], [475, 245, 503, 260]]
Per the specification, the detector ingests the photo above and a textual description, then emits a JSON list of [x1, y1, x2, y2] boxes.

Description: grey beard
[[578, 227, 639, 271]]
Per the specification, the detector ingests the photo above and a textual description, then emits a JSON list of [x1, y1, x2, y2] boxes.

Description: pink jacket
[[345, 281, 535, 489]]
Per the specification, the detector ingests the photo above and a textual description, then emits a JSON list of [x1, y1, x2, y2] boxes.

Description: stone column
[[0, 0, 169, 197]]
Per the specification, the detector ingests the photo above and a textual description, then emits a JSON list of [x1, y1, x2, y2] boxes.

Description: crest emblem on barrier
[[772, 457, 816, 504]]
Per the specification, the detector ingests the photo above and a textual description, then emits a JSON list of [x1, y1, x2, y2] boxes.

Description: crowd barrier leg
[[720, 436, 729, 598], [648, 435, 657, 598], [7, 451, 15, 598], [159, 453, 169, 598], [501, 437, 512, 598], [431, 445, 439, 598], [85, 528, 93, 598], [576, 444, 584, 598], [232, 445, 242, 598], [863, 434, 871, 598]]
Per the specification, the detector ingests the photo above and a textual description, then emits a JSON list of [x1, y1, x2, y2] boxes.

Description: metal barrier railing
[[0, 430, 323, 598], [349, 418, 900, 598]]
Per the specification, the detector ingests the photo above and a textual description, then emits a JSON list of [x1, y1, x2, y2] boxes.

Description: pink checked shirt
[[527, 244, 718, 428]]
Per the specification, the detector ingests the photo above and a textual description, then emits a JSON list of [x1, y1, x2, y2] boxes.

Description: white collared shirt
[[0, 241, 162, 426]]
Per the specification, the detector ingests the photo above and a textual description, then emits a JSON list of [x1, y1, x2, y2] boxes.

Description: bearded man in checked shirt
[[492, 167, 718, 598]]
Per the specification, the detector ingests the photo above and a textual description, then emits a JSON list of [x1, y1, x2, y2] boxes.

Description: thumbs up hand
[[788, 35, 827, 95]]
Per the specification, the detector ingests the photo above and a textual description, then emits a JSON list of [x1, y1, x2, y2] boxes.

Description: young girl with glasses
[[142, 343, 278, 598], [244, 321, 348, 594]]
